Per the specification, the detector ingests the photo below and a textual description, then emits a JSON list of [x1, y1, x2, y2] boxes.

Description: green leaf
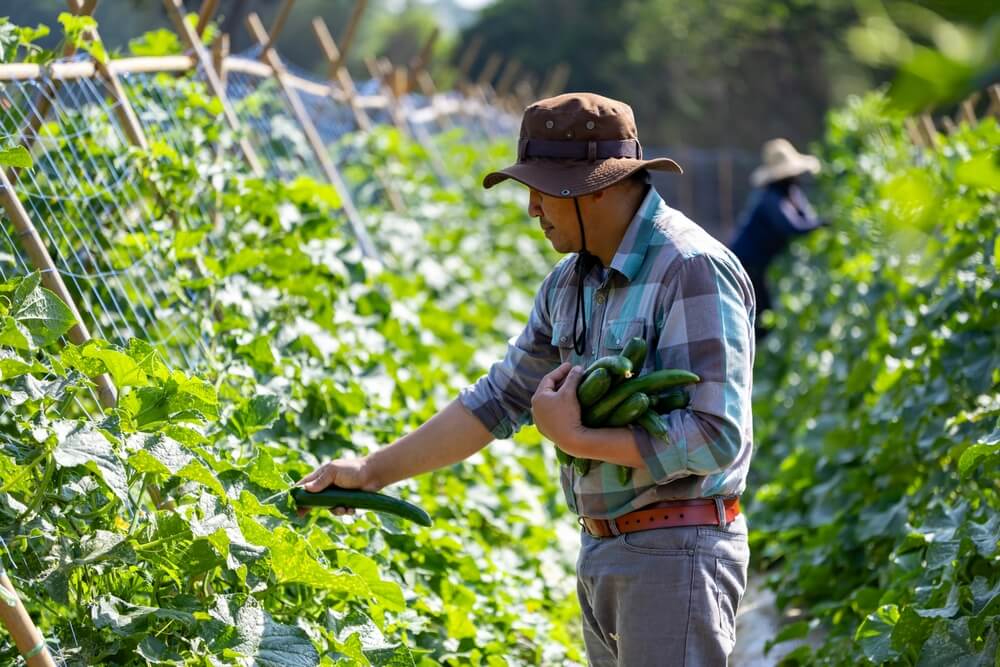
[[763, 619, 810, 655], [92, 595, 195, 636], [11, 274, 76, 347], [856, 605, 901, 663], [955, 153, 1000, 192], [0, 144, 31, 168], [52, 422, 129, 505], [210, 596, 319, 666], [227, 394, 281, 440], [0, 316, 33, 350], [83, 347, 149, 388]]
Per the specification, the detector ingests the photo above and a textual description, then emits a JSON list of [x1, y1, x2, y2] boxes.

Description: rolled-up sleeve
[[634, 253, 755, 483], [459, 268, 564, 439]]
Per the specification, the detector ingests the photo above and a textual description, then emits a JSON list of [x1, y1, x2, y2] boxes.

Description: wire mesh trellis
[[0, 72, 215, 373]]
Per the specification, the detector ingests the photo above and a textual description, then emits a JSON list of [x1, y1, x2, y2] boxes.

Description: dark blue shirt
[[729, 182, 822, 269]]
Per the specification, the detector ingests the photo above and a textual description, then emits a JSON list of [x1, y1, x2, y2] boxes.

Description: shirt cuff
[[630, 423, 687, 483]]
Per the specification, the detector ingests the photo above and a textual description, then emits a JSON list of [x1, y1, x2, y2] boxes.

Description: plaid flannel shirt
[[460, 188, 756, 519]]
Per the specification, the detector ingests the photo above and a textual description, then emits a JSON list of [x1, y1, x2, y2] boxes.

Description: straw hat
[[750, 138, 820, 187], [483, 92, 682, 198]]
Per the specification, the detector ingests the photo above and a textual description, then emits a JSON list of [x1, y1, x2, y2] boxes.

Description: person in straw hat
[[300, 93, 756, 665], [730, 138, 824, 339]]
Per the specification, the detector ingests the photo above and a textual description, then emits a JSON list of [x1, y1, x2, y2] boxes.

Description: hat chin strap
[[571, 197, 598, 356]]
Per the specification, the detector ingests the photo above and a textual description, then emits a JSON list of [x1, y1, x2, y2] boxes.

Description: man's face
[[528, 189, 582, 253]]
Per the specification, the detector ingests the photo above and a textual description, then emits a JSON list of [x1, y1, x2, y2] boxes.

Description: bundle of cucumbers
[[559, 337, 700, 484]]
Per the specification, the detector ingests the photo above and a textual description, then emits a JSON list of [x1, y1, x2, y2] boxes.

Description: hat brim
[[482, 157, 682, 198], [750, 156, 820, 187]]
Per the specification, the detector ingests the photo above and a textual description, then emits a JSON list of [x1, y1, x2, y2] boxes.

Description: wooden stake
[[904, 117, 924, 146], [338, 0, 368, 73], [477, 53, 503, 87], [960, 92, 980, 126], [0, 571, 55, 667], [0, 170, 117, 409], [455, 35, 483, 86], [196, 0, 220, 37], [918, 113, 937, 147], [495, 59, 520, 98], [163, 0, 264, 175], [259, 0, 295, 57], [987, 84, 1000, 119], [312, 17, 405, 213], [411, 27, 439, 76], [541, 62, 570, 98], [245, 12, 377, 259], [212, 32, 229, 88]]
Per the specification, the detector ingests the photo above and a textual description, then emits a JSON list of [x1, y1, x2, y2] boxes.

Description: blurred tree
[[457, 0, 876, 149]]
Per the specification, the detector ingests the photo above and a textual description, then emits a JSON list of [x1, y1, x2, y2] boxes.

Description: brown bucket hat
[[483, 92, 682, 198]]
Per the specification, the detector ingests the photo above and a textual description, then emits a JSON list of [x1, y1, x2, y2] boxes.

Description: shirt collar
[[608, 186, 662, 283]]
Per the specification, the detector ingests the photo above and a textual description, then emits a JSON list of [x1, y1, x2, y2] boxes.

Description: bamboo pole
[[0, 570, 55, 667], [260, 0, 296, 56], [365, 56, 408, 132], [541, 62, 570, 98], [0, 170, 117, 408], [477, 53, 503, 87], [163, 0, 264, 175], [494, 58, 521, 98], [904, 117, 925, 146], [196, 0, 220, 37], [959, 92, 979, 126], [455, 35, 483, 88], [987, 84, 1000, 119], [312, 17, 406, 213], [918, 112, 937, 147], [337, 0, 368, 74], [245, 12, 377, 259], [212, 33, 229, 89]]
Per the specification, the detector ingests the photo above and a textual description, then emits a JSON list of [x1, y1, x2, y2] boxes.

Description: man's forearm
[[567, 426, 646, 469], [367, 399, 495, 488]]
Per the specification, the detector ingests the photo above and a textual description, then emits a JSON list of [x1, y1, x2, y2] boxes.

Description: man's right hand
[[296, 457, 381, 516]]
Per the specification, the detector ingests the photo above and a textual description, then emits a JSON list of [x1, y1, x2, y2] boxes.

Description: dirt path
[[733, 572, 825, 666]]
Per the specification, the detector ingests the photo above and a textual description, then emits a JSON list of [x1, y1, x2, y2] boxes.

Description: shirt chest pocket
[[551, 319, 578, 364], [601, 319, 649, 370]]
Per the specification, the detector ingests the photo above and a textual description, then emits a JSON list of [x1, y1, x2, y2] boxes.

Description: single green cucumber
[[291, 487, 432, 526], [604, 392, 651, 427], [621, 337, 647, 372], [582, 355, 632, 381], [573, 457, 591, 475], [651, 387, 691, 413], [584, 369, 700, 426], [577, 367, 612, 407], [617, 465, 632, 485], [635, 409, 668, 439]]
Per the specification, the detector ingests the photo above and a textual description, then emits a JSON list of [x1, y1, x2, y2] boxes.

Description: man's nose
[[527, 191, 543, 217]]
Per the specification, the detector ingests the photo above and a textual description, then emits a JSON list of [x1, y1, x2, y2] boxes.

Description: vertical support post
[[904, 117, 925, 146], [212, 32, 229, 89], [196, 0, 220, 37], [494, 58, 521, 98], [477, 53, 503, 88], [455, 35, 483, 89], [0, 170, 117, 408], [260, 0, 295, 55], [337, 0, 368, 74], [365, 56, 408, 132], [163, 0, 264, 176], [959, 92, 979, 126], [245, 12, 377, 260], [541, 63, 570, 98], [918, 113, 937, 147], [312, 17, 406, 213], [987, 84, 1000, 119], [0, 570, 55, 667]]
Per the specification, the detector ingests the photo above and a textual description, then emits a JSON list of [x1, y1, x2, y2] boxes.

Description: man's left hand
[[532, 362, 586, 453]]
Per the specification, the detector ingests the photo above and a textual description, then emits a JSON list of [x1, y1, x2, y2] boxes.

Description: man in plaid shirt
[[302, 93, 755, 666]]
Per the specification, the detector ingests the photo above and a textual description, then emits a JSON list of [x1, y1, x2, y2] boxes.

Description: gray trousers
[[576, 514, 749, 666]]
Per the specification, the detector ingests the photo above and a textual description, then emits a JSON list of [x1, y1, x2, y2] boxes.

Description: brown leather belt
[[579, 497, 741, 538]]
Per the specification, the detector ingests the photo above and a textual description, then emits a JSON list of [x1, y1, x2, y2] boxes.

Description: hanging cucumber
[[651, 387, 691, 413], [635, 409, 668, 439], [604, 392, 651, 427], [577, 367, 612, 407], [617, 465, 632, 485], [621, 337, 648, 371], [291, 487, 432, 526], [584, 369, 700, 426], [582, 355, 632, 382]]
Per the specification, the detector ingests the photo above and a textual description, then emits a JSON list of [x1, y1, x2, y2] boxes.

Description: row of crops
[[0, 15, 586, 666], [1, 13, 998, 667], [749, 94, 999, 664]]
